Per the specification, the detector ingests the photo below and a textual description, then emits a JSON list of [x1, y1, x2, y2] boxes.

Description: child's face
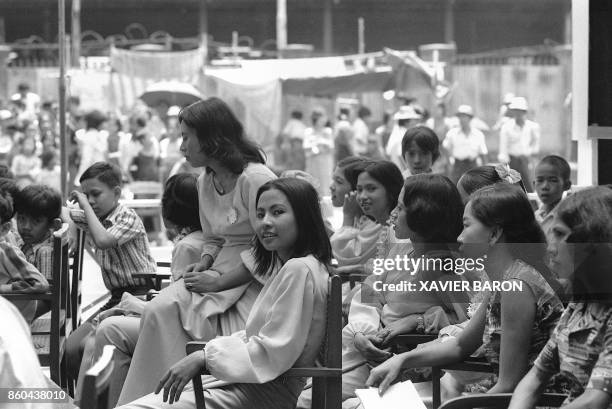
[[403, 141, 433, 175], [80, 177, 121, 218], [356, 172, 391, 224], [329, 167, 352, 207], [23, 138, 36, 155], [17, 213, 52, 245], [534, 163, 568, 207]]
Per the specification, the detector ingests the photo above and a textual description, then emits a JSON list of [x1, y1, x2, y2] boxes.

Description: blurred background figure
[[386, 104, 422, 171], [334, 107, 354, 164], [159, 105, 183, 182], [352, 105, 372, 155], [426, 101, 453, 176], [498, 96, 540, 192], [281, 109, 307, 171], [75, 109, 108, 184], [444, 104, 488, 183], [304, 108, 334, 196]]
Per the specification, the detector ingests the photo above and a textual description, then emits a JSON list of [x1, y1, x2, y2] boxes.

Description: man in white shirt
[[498, 97, 540, 192], [11, 83, 41, 117], [444, 105, 488, 183]]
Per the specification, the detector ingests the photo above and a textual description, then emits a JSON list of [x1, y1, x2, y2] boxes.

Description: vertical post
[[198, 0, 208, 41], [358, 17, 365, 54], [58, 0, 67, 198], [444, 0, 455, 44], [71, 0, 81, 67], [0, 17, 5, 43], [572, 0, 595, 185], [322, 0, 333, 55], [276, 0, 287, 54]]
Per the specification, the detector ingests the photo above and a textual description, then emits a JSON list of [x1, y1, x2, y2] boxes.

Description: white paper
[[355, 380, 428, 409]]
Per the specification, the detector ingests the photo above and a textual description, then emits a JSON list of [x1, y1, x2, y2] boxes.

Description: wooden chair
[[70, 227, 86, 331], [438, 392, 567, 409], [133, 260, 172, 291], [80, 345, 116, 409], [3, 223, 71, 387], [186, 274, 342, 409]]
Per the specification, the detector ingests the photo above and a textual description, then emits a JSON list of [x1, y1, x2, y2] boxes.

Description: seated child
[[65, 161, 157, 384], [533, 155, 572, 235], [0, 190, 49, 322], [72, 173, 205, 407], [15, 184, 62, 280]]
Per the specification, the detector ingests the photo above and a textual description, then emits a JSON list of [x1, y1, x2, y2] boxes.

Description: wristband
[[416, 316, 425, 333]]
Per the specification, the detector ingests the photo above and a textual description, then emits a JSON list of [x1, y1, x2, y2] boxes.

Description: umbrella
[[139, 81, 203, 107]]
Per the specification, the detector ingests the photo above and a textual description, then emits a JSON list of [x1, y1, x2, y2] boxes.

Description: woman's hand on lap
[[155, 351, 205, 404], [354, 332, 392, 363], [184, 270, 220, 293]]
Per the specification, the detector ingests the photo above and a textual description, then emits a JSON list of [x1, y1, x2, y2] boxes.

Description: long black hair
[[402, 174, 463, 245], [359, 160, 404, 216], [252, 178, 332, 277], [470, 183, 562, 296], [179, 98, 265, 174]]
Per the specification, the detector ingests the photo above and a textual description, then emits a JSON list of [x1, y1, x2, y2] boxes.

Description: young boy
[[533, 155, 572, 234], [66, 161, 157, 383], [69, 161, 157, 307], [15, 184, 62, 280], [0, 190, 49, 322]]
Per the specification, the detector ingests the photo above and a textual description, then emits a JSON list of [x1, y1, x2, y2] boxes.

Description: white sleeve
[[204, 260, 315, 383]]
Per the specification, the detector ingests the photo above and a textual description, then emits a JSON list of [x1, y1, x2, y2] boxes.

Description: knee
[[96, 316, 125, 346]]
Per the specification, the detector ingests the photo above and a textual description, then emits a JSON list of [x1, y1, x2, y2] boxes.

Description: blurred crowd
[[0, 82, 199, 194], [274, 92, 541, 196]]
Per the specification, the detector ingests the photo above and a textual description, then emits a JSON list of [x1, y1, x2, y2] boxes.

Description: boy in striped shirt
[[66, 161, 156, 383], [0, 190, 49, 322]]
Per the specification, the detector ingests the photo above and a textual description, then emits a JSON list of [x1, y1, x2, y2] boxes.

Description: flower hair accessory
[[494, 163, 522, 184]]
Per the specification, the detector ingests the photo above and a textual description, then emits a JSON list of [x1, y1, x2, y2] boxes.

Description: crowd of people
[[0, 82, 196, 195], [0, 94, 611, 409], [275, 93, 541, 196]]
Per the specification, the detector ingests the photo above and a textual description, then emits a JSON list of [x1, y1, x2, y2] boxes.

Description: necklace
[[211, 170, 237, 195]]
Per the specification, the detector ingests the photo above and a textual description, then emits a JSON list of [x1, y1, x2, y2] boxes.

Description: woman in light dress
[[117, 98, 277, 404]]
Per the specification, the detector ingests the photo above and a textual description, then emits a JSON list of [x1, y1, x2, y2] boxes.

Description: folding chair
[[80, 345, 116, 409], [438, 392, 567, 409], [3, 223, 71, 387], [186, 274, 342, 409]]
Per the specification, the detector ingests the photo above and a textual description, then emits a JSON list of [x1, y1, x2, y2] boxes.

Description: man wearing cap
[[444, 104, 488, 183], [498, 96, 540, 192], [385, 105, 422, 170]]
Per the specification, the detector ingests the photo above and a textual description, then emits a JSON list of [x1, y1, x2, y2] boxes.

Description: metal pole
[[276, 0, 287, 54], [358, 17, 365, 54], [322, 0, 333, 55], [71, 0, 81, 67], [58, 0, 67, 198]]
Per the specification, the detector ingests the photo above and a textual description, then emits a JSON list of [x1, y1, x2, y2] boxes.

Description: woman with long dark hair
[[118, 98, 276, 404], [119, 178, 332, 409], [367, 183, 564, 404]]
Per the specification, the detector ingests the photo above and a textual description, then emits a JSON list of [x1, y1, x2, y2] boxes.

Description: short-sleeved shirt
[[78, 204, 156, 290], [534, 203, 559, 237], [22, 233, 54, 280], [443, 127, 488, 161], [483, 259, 563, 370], [534, 302, 612, 406]]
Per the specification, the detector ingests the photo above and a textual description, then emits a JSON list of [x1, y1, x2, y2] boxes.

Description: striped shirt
[[77, 204, 156, 290], [22, 233, 54, 280], [0, 240, 49, 293]]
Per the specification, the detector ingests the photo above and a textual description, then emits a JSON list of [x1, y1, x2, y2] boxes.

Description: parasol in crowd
[[139, 80, 204, 107]]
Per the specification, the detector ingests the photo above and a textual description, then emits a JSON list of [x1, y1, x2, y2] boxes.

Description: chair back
[[80, 345, 116, 409], [323, 274, 342, 370], [438, 392, 567, 409], [70, 227, 86, 330]]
